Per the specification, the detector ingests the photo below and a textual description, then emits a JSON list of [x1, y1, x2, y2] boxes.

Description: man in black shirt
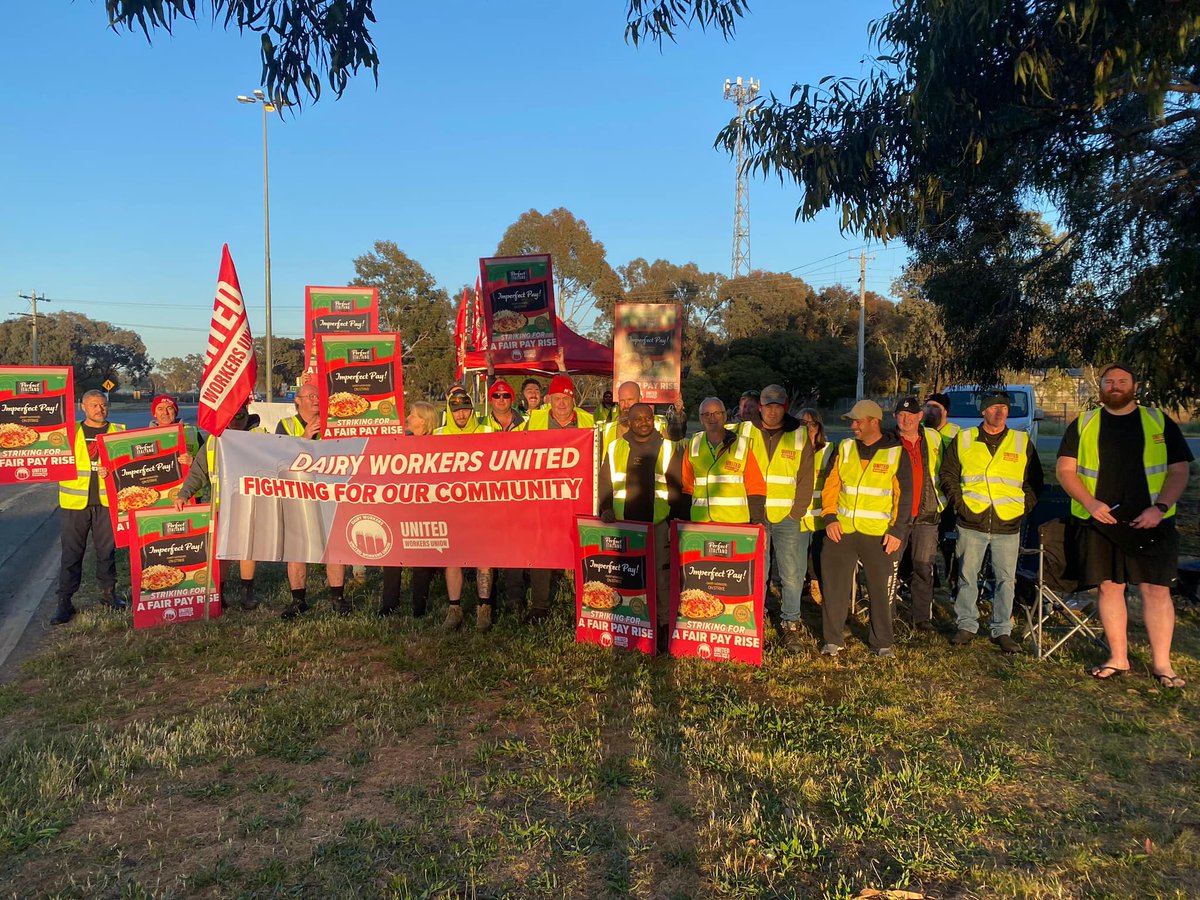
[[1057, 363, 1192, 688], [599, 403, 687, 649]]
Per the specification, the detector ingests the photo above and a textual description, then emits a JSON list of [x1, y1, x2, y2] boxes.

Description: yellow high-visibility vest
[[522, 407, 596, 431], [600, 415, 667, 461], [435, 416, 495, 436], [939, 422, 961, 446], [834, 439, 902, 536], [59, 423, 125, 509], [608, 438, 677, 524], [1072, 406, 1173, 519], [921, 426, 947, 512], [957, 427, 1029, 521], [749, 426, 809, 523], [279, 415, 308, 437], [800, 443, 833, 532], [688, 428, 752, 523]]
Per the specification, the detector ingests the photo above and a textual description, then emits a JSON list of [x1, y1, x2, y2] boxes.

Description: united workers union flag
[[198, 244, 257, 435]]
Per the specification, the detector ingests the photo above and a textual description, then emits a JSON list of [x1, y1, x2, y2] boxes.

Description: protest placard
[[98, 425, 188, 547], [613, 302, 682, 404], [574, 516, 656, 655], [317, 333, 405, 438], [303, 286, 380, 375], [0, 366, 76, 484], [479, 255, 559, 366], [130, 504, 221, 629]]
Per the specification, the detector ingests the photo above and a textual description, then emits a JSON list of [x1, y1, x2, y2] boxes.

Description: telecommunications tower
[[723, 76, 760, 278]]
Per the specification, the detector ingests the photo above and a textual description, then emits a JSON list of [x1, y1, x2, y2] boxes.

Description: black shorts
[[1077, 519, 1179, 589]]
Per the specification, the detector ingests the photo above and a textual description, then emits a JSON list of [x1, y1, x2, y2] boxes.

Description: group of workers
[[50, 363, 1190, 687]]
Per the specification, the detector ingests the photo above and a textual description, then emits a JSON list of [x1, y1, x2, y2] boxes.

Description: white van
[[942, 384, 1043, 446]]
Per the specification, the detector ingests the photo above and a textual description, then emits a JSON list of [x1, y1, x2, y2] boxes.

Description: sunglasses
[[491, 392, 513, 399]]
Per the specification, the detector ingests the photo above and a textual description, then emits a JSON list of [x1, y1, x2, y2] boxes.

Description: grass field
[[2, 455, 1198, 898]]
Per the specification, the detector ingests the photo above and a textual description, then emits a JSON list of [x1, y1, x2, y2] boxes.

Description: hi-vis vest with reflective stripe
[[601, 415, 667, 461], [609, 438, 677, 524], [956, 427, 1029, 521], [1072, 406, 1173, 519], [279, 415, 310, 437], [939, 422, 961, 446], [920, 426, 947, 512], [436, 417, 495, 436], [59, 424, 125, 509], [800, 443, 834, 532], [750, 426, 809, 523], [835, 439, 902, 536], [688, 425, 753, 522], [523, 407, 596, 430]]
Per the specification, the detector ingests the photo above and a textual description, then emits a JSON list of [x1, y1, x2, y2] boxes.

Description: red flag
[[472, 276, 487, 350], [198, 244, 258, 436], [453, 287, 469, 381]]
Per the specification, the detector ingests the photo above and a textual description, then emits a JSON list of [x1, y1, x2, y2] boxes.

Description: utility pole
[[16, 291, 50, 365], [724, 76, 760, 279], [850, 250, 874, 400]]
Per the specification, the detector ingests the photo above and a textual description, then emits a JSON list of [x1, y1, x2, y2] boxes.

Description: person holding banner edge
[[599, 402, 688, 652], [276, 384, 348, 619]]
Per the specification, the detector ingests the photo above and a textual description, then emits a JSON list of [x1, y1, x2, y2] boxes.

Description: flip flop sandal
[[1152, 672, 1186, 689], [1089, 665, 1129, 680]]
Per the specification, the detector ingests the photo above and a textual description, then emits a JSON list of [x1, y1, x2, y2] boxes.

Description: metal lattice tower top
[[724, 76, 760, 279]]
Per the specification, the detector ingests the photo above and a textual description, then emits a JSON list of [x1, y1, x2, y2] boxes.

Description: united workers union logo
[[14, 467, 30, 481], [346, 514, 394, 560]]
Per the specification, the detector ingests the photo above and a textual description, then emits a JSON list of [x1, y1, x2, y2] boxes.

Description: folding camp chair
[[1017, 517, 1107, 660]]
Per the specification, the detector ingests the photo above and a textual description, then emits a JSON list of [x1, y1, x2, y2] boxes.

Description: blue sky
[[1, 1, 907, 362]]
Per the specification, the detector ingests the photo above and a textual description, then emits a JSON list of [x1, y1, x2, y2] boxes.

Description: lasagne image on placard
[[0, 423, 38, 448], [327, 392, 370, 418], [117, 485, 159, 512], [678, 589, 725, 620], [491, 310, 526, 333], [581, 581, 620, 610], [141, 565, 186, 592]]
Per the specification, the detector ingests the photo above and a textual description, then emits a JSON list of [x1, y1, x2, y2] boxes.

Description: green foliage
[[251, 336, 305, 395], [352, 241, 455, 402], [0, 311, 152, 390], [104, 1, 380, 110], [707, 333, 857, 405], [152, 353, 205, 394]]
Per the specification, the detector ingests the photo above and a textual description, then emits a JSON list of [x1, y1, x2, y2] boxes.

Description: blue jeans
[[954, 528, 1020, 636], [764, 520, 808, 623]]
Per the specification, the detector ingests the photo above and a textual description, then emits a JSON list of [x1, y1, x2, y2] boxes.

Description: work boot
[[819, 643, 842, 657], [950, 629, 976, 646], [51, 600, 77, 626], [281, 599, 309, 621], [333, 594, 352, 616], [991, 633, 1021, 654], [476, 603, 493, 632], [99, 589, 128, 610], [914, 620, 937, 633], [778, 620, 801, 651], [241, 580, 258, 611], [443, 604, 464, 632], [524, 607, 550, 626]]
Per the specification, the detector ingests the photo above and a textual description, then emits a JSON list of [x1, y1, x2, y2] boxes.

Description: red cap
[[489, 378, 516, 399], [547, 375, 576, 398], [151, 394, 178, 413]]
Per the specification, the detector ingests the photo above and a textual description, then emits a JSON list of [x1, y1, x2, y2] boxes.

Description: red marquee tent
[[463, 318, 613, 377]]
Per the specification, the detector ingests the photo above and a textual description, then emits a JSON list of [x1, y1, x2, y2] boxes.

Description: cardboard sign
[[303, 286, 380, 375], [130, 504, 221, 628], [613, 303, 683, 404], [479, 254, 559, 365], [669, 522, 765, 665], [97, 425, 188, 547], [0, 366, 76, 484], [216, 428, 597, 568], [317, 333, 405, 438], [574, 516, 656, 655]]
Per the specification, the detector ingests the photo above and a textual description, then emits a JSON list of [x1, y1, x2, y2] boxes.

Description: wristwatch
[[1153, 502, 1169, 513]]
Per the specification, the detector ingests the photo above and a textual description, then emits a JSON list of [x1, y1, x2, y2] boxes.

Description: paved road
[[0, 482, 63, 677]]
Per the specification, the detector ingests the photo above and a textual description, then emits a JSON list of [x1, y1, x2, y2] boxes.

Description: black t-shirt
[[621, 434, 662, 523], [80, 423, 108, 506], [1058, 408, 1193, 521]]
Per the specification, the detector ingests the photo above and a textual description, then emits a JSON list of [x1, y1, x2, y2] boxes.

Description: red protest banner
[[316, 333, 405, 438], [479, 255, 559, 366], [215, 429, 597, 569], [130, 504, 221, 629], [669, 522, 766, 665], [199, 244, 257, 436], [304, 286, 380, 376], [0, 365, 76, 484], [574, 516, 657, 655], [97, 425, 189, 548], [613, 302, 683, 404]]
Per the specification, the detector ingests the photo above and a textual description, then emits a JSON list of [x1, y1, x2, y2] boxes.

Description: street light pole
[[237, 90, 275, 399]]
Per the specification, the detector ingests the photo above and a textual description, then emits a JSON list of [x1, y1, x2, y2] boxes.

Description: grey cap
[[760, 384, 788, 406]]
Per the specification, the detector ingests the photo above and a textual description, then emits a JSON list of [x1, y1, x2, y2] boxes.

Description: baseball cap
[[740, 389, 761, 400], [895, 396, 921, 415], [489, 378, 515, 399], [925, 392, 950, 411], [1099, 362, 1137, 381], [841, 399, 884, 420], [447, 388, 474, 410], [979, 389, 1010, 410], [151, 394, 178, 412], [547, 375, 576, 397], [760, 384, 788, 406]]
